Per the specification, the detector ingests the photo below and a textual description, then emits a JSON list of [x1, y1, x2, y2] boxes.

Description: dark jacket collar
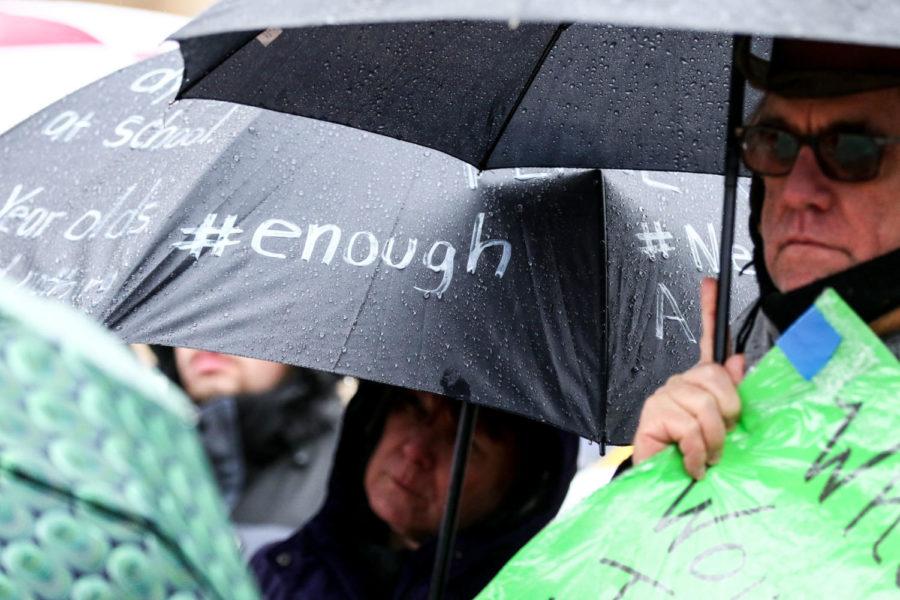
[[760, 247, 900, 333]]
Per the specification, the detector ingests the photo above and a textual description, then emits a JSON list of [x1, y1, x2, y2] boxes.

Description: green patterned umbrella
[[0, 280, 259, 600]]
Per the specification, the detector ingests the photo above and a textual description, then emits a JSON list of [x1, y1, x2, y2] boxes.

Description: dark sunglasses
[[737, 124, 900, 182]]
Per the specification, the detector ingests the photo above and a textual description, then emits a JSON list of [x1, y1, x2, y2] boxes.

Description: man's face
[[757, 88, 900, 292], [173, 348, 291, 403], [364, 391, 519, 549]]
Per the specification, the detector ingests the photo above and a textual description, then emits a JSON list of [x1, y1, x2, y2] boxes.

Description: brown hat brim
[[735, 37, 900, 98]]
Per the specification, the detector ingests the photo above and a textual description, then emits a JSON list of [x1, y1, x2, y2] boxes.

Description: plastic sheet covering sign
[[479, 289, 900, 599], [0, 279, 259, 599]]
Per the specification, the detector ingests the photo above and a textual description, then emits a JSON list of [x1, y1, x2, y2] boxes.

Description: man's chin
[[770, 252, 851, 292], [184, 381, 240, 403]]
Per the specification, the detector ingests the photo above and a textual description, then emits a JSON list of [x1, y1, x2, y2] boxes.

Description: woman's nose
[[401, 429, 437, 469]]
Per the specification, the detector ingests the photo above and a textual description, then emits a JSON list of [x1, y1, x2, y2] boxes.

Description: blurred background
[[0, 0, 214, 131], [82, 0, 212, 15]]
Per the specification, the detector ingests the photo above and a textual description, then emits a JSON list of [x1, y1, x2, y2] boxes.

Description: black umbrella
[[0, 51, 756, 444], [174, 0, 900, 47], [170, 0, 900, 357], [1, 51, 757, 598], [167, 3, 900, 596], [172, 0, 900, 173]]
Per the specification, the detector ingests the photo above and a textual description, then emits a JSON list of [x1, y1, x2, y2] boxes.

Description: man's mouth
[[189, 352, 233, 375], [778, 236, 844, 254]]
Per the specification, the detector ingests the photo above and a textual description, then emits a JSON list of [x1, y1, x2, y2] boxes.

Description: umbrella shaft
[[428, 402, 480, 600], [715, 35, 750, 364]]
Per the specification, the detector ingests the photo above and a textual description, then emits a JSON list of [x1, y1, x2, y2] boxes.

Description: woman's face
[[363, 391, 520, 549]]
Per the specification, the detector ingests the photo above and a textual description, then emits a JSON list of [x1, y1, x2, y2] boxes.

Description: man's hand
[[632, 278, 745, 479]]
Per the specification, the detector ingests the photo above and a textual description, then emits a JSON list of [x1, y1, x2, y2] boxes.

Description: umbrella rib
[[597, 173, 610, 449], [478, 23, 570, 171], [1, 463, 226, 600]]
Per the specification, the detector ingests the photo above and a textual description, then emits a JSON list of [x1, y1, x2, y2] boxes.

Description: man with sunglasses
[[631, 39, 900, 479]]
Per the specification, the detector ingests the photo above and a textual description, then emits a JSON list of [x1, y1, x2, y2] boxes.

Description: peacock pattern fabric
[[0, 280, 259, 600]]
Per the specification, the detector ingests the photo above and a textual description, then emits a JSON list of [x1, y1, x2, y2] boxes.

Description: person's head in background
[[363, 387, 543, 550], [174, 348, 292, 403]]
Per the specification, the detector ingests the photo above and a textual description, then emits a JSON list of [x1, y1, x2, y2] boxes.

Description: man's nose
[[778, 146, 834, 211], [401, 429, 436, 469]]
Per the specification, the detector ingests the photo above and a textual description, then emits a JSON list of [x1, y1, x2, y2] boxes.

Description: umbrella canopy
[[0, 51, 755, 443], [0, 279, 258, 599], [172, 0, 900, 172], [167, 4, 900, 596]]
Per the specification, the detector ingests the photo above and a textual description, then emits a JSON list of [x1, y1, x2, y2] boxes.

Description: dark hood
[[255, 380, 578, 599]]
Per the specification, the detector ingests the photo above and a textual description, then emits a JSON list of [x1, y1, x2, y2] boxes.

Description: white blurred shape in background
[[0, 0, 186, 132]]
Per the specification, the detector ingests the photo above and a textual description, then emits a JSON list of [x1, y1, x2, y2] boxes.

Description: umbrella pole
[[714, 34, 749, 364], [428, 401, 480, 600]]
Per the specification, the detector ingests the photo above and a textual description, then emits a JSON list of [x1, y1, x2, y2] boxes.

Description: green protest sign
[[0, 281, 260, 599], [479, 289, 900, 598]]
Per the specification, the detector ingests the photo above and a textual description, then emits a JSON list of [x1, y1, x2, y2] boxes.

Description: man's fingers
[[678, 433, 708, 480], [632, 358, 745, 479], [664, 413, 709, 480], [667, 383, 727, 465], [698, 277, 718, 364], [678, 364, 742, 426], [633, 395, 711, 479], [633, 398, 685, 465], [722, 354, 746, 428]]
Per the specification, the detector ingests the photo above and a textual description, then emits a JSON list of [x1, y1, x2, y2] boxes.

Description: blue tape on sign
[[776, 306, 842, 380]]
